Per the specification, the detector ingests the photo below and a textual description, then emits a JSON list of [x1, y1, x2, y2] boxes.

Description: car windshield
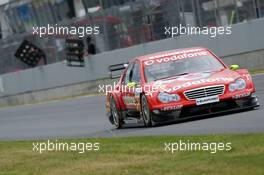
[[144, 55, 225, 82]]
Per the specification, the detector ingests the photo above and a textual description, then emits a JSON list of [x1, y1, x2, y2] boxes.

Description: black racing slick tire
[[141, 95, 153, 127], [110, 96, 123, 129]]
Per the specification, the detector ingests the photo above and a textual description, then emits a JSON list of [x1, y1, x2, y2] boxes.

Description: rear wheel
[[141, 95, 153, 127], [110, 96, 123, 129]]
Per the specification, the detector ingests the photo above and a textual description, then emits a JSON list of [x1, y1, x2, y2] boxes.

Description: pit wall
[[0, 18, 264, 106]]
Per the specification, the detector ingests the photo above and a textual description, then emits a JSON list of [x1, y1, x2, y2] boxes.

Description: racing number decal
[[123, 96, 136, 106], [122, 95, 141, 111]]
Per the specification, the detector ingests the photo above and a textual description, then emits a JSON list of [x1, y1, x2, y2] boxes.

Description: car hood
[[148, 69, 241, 93]]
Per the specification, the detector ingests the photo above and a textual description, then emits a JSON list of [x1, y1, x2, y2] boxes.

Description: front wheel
[[141, 95, 153, 127], [110, 96, 123, 129]]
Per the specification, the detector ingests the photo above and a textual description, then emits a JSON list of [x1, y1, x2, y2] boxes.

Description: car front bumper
[[150, 94, 260, 123]]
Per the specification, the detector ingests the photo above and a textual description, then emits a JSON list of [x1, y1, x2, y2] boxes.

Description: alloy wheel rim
[[111, 101, 119, 126], [142, 98, 149, 122]]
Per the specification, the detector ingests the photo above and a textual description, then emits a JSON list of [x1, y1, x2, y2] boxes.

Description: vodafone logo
[[164, 77, 234, 92], [144, 51, 208, 66]]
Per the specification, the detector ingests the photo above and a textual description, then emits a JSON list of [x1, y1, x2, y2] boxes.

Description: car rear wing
[[109, 63, 128, 79]]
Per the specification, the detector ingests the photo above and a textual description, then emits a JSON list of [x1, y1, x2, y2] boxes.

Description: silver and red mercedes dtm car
[[106, 47, 259, 128]]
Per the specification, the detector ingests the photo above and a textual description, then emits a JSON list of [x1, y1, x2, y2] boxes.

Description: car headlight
[[229, 78, 246, 92], [236, 78, 246, 90], [158, 92, 180, 103], [228, 83, 237, 92]]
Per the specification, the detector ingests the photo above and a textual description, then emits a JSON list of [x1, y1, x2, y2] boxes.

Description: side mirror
[[127, 81, 137, 88], [230, 64, 240, 71]]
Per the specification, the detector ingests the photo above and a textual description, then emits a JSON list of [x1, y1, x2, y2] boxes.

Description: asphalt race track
[[0, 74, 263, 140]]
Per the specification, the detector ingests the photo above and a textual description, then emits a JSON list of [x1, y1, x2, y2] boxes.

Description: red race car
[[106, 47, 259, 128]]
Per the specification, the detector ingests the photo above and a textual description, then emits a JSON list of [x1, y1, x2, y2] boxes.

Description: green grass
[[0, 133, 264, 175], [250, 69, 264, 75]]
